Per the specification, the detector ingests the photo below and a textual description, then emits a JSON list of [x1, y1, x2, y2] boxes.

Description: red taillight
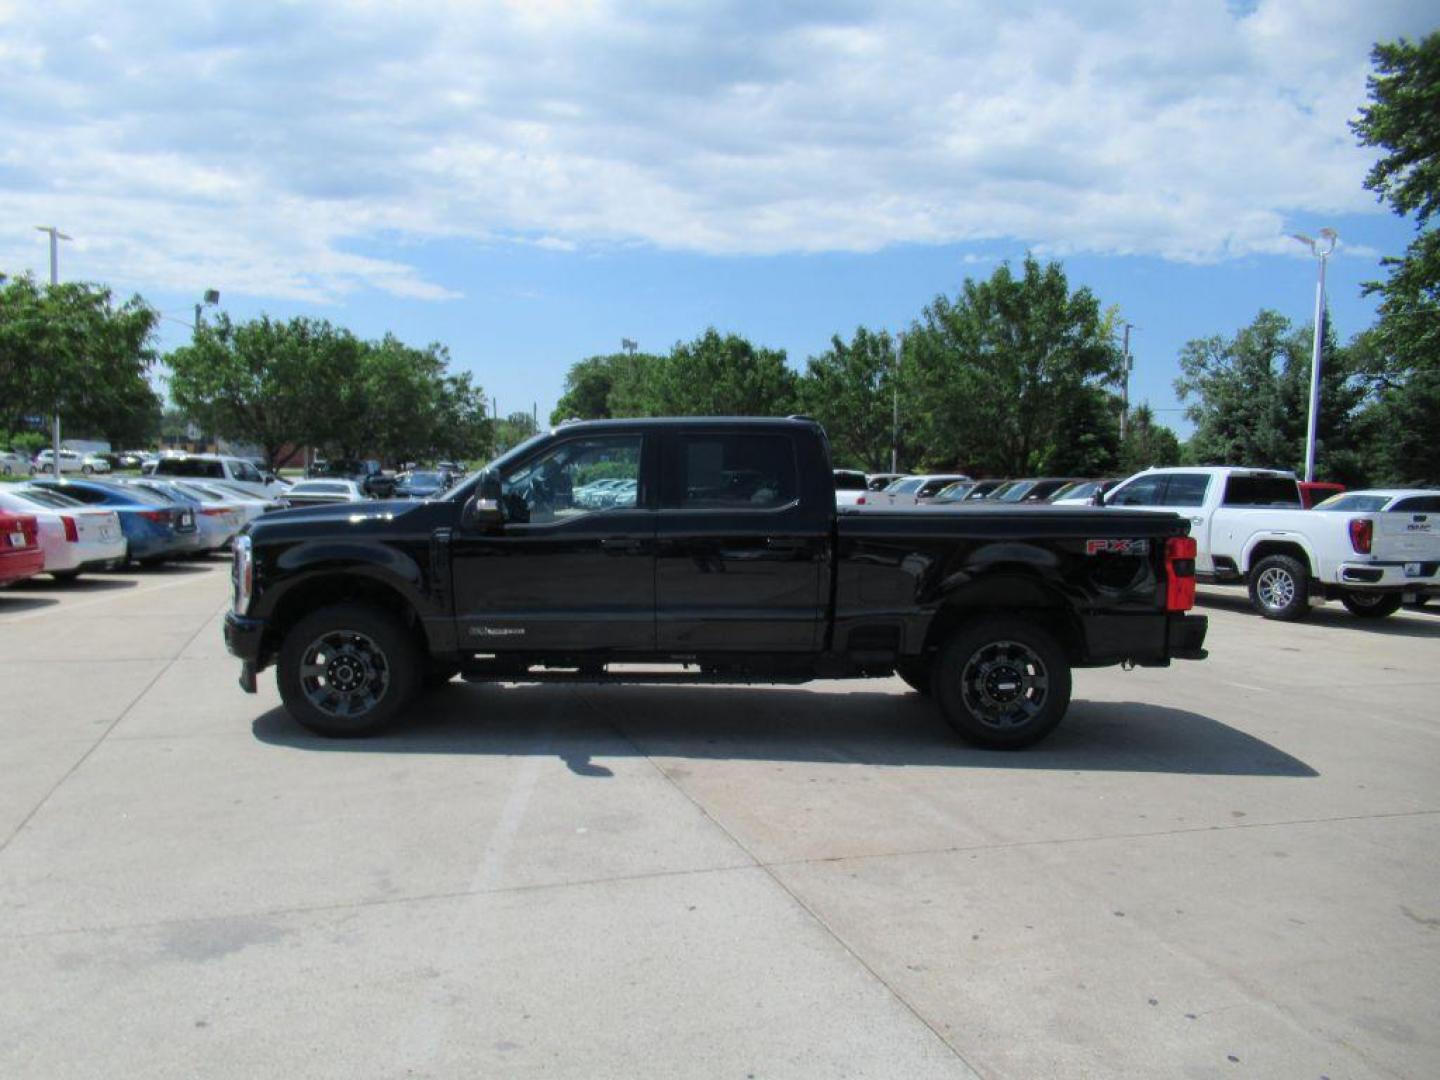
[[1348, 518, 1373, 555], [200, 507, 228, 516], [61, 515, 79, 542], [1165, 535, 1197, 612], [139, 510, 170, 523], [856, 495, 866, 505]]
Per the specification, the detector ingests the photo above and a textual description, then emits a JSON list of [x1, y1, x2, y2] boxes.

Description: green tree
[[1175, 310, 1368, 481], [1118, 404, 1183, 474], [551, 352, 663, 424], [493, 410, 539, 454], [653, 329, 797, 417], [795, 327, 898, 471], [905, 256, 1121, 475], [0, 274, 161, 448], [166, 315, 367, 468], [1350, 32, 1440, 483]]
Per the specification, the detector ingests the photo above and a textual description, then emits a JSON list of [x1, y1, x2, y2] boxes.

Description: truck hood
[[250, 499, 433, 534]]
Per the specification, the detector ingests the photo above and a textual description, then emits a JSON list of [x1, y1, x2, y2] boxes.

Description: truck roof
[[553, 416, 824, 432], [1128, 465, 1296, 479]]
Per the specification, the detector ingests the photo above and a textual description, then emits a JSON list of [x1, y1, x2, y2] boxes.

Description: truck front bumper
[[224, 612, 266, 693]]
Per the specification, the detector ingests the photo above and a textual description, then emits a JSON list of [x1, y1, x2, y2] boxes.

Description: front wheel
[[278, 603, 421, 736], [1248, 555, 1311, 620], [81, 464, 93, 474], [933, 618, 1072, 749], [1339, 591, 1403, 618]]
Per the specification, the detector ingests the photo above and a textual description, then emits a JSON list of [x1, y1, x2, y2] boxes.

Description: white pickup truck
[[1099, 466, 1440, 620]]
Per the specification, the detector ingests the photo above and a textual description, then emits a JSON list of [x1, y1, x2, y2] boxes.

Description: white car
[[280, 479, 368, 507], [31, 448, 111, 475], [144, 453, 288, 500], [0, 486, 126, 580], [1, 450, 31, 476], [870, 473, 972, 508], [1102, 467, 1440, 619], [181, 481, 283, 528]]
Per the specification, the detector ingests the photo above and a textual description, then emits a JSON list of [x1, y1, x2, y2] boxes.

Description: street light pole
[[194, 289, 220, 335], [1290, 228, 1337, 483], [891, 332, 902, 474], [35, 226, 72, 477]]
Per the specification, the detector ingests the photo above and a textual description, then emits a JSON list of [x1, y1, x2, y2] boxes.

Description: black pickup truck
[[225, 417, 1207, 747]]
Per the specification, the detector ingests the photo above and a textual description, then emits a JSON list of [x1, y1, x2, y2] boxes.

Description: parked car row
[[0, 475, 287, 587], [836, 470, 1123, 509]]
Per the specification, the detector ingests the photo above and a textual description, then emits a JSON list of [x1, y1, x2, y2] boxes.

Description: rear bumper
[[1078, 612, 1208, 667], [0, 549, 46, 585], [1332, 560, 1439, 591]]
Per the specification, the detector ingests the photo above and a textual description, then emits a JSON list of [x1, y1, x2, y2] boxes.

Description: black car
[[394, 470, 452, 499]]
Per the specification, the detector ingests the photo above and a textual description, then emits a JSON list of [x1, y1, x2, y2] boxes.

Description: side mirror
[[1091, 489, 1106, 507], [463, 470, 504, 531]]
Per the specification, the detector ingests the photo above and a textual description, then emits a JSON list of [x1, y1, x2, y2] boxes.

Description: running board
[[459, 665, 815, 686]]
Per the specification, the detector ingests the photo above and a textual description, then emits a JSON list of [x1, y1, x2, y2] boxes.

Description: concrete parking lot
[[1, 562, 1437, 1079]]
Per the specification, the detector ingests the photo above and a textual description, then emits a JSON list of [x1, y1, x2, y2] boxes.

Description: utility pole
[[35, 226, 72, 477], [891, 332, 902, 473], [1119, 323, 1134, 442]]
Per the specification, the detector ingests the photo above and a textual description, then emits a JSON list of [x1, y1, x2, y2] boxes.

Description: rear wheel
[[50, 570, 82, 583], [1339, 591, 1403, 618], [81, 464, 94, 474], [1248, 555, 1311, 621], [933, 618, 1071, 749], [278, 603, 421, 736]]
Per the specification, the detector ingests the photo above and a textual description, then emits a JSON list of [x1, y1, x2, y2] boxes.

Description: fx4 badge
[[1085, 538, 1150, 556], [469, 626, 526, 637]]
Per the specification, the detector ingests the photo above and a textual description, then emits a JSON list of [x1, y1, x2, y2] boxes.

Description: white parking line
[[0, 569, 225, 625]]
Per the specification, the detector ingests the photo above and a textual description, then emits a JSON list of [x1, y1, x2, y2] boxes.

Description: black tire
[[933, 617, 1072, 749], [50, 570, 82, 583], [278, 603, 421, 737], [1339, 591, 1403, 619], [1247, 554, 1311, 621], [81, 464, 93, 474], [895, 659, 933, 696]]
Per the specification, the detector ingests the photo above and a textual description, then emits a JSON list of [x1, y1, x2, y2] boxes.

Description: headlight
[[232, 535, 254, 614]]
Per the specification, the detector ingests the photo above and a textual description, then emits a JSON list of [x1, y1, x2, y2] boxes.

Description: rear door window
[[678, 434, 797, 510], [1160, 473, 1211, 507], [1109, 475, 1165, 507]]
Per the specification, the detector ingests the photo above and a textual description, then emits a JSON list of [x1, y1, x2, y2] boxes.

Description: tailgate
[[1373, 511, 1440, 561]]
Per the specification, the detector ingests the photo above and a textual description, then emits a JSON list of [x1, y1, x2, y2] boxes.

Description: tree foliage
[[796, 328, 898, 471], [0, 274, 161, 447], [1175, 310, 1368, 483], [1349, 32, 1440, 483], [904, 255, 1122, 476], [1118, 404, 1182, 474], [166, 316, 490, 467]]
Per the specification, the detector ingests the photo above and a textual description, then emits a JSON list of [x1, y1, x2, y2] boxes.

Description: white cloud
[[0, 0, 1430, 300]]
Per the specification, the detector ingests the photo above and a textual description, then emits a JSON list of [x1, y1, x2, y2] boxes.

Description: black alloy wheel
[[934, 617, 1072, 749], [278, 603, 420, 736]]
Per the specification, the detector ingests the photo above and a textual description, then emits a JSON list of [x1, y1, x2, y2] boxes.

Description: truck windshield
[[1223, 475, 1301, 507]]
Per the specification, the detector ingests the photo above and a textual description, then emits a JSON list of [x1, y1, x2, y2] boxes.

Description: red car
[[1298, 481, 1346, 508], [0, 511, 45, 587]]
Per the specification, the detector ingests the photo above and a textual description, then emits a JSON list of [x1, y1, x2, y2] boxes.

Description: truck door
[[1153, 473, 1215, 573], [654, 430, 828, 653], [449, 431, 656, 652]]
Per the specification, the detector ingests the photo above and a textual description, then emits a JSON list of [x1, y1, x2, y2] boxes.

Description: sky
[[2, 0, 1435, 439]]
